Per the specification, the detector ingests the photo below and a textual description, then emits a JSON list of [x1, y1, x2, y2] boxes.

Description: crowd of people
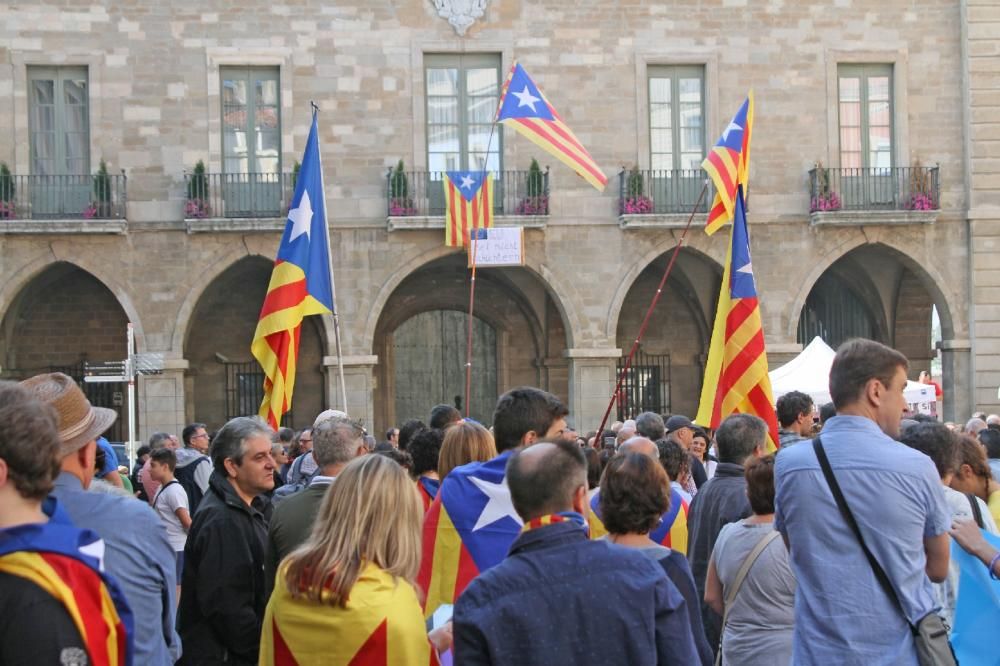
[[1, 337, 999, 665]]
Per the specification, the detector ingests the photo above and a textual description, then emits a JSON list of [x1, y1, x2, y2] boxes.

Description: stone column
[[766, 342, 804, 371], [564, 347, 622, 432], [939, 339, 972, 422], [138, 360, 189, 442], [324, 355, 378, 428]]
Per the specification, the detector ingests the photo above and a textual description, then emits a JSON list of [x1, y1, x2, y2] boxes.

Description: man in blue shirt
[[23, 372, 181, 665], [774, 339, 950, 664], [454, 439, 698, 665]]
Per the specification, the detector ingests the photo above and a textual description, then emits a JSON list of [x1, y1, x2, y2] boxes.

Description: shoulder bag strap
[[966, 492, 985, 529], [812, 437, 917, 634], [152, 479, 179, 509], [715, 529, 781, 665]]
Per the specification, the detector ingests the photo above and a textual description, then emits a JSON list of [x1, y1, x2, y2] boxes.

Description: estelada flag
[[0, 501, 134, 666], [587, 487, 689, 555], [703, 93, 754, 236], [443, 171, 493, 248], [418, 450, 522, 616], [695, 186, 780, 451], [251, 112, 335, 428], [261, 562, 439, 665], [496, 62, 608, 191]]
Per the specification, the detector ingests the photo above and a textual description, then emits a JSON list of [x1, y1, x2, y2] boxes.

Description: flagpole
[[312, 101, 349, 413], [591, 181, 709, 442]]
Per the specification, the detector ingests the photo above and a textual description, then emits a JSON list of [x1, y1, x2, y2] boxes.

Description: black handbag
[[812, 437, 957, 666]]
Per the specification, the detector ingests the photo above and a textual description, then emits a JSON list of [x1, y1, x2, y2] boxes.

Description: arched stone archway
[[611, 249, 724, 419], [371, 252, 571, 432], [0, 261, 133, 440], [182, 255, 326, 430]]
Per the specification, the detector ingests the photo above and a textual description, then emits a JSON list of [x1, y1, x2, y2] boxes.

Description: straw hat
[[20, 372, 117, 456]]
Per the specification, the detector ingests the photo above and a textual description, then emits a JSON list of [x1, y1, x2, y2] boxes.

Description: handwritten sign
[[468, 227, 524, 267]]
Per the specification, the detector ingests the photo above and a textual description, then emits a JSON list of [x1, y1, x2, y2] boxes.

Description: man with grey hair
[[619, 435, 660, 459], [966, 417, 988, 437], [686, 413, 766, 654], [178, 416, 276, 665], [264, 416, 367, 592], [635, 411, 666, 441]]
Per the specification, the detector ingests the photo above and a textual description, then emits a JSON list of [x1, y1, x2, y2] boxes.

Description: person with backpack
[[175, 423, 212, 514], [149, 447, 192, 599]]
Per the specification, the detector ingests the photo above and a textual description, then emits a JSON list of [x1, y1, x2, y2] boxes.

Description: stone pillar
[[766, 342, 804, 371], [324, 355, 377, 428], [138, 360, 189, 442], [564, 348, 622, 432], [939, 339, 972, 422]]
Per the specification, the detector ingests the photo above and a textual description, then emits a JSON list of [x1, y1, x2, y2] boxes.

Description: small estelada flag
[[443, 171, 493, 248]]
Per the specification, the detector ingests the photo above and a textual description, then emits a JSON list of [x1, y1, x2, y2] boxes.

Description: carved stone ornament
[[432, 0, 490, 36]]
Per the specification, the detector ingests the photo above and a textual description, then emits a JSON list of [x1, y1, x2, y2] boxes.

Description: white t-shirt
[[152, 480, 189, 552]]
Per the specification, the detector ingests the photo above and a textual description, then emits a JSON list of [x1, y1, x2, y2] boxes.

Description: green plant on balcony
[[291, 160, 301, 189], [516, 158, 548, 215], [623, 166, 653, 214], [0, 163, 14, 219], [906, 160, 936, 211], [388, 159, 416, 216], [84, 160, 113, 219], [810, 161, 841, 212], [186, 160, 211, 218]]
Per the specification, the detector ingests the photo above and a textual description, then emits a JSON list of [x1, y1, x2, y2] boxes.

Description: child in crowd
[[149, 448, 191, 599]]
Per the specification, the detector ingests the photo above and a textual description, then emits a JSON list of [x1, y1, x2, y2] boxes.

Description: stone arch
[[787, 236, 957, 343], [172, 246, 333, 356], [362, 244, 582, 356], [0, 256, 145, 352], [181, 255, 327, 429]]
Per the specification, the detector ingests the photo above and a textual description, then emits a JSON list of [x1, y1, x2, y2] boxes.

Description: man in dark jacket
[[454, 439, 698, 665], [686, 413, 765, 656], [179, 417, 276, 665]]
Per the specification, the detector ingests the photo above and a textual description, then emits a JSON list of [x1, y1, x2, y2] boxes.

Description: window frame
[[423, 53, 503, 173], [837, 63, 894, 170], [27, 65, 90, 176], [647, 65, 706, 172], [219, 66, 282, 176]]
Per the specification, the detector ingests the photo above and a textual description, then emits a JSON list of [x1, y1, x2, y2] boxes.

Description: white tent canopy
[[769, 337, 936, 406]]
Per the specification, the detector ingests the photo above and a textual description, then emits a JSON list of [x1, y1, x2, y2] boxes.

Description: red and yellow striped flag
[[261, 563, 440, 665], [496, 62, 607, 191], [443, 171, 493, 247], [252, 114, 334, 428], [703, 92, 754, 236], [695, 187, 780, 451]]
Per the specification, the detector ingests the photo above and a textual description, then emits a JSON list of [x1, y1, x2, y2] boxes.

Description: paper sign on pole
[[468, 227, 524, 267]]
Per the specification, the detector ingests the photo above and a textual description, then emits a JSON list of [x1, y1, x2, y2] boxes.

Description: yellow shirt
[[988, 490, 1000, 529]]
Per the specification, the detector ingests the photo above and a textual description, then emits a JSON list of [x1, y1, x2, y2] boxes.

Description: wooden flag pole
[[312, 101, 349, 413], [591, 181, 709, 442], [463, 120, 499, 418]]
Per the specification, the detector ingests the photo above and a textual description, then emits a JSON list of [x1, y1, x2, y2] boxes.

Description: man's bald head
[[966, 418, 987, 436], [506, 439, 587, 521], [619, 436, 658, 460]]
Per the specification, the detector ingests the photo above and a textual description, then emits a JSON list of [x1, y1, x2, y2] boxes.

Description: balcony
[[617, 169, 712, 229], [0, 172, 127, 234], [808, 166, 940, 226], [183, 172, 296, 233], [385, 169, 550, 232]]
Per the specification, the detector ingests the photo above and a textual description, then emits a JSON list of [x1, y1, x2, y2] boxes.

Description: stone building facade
[[0, 0, 997, 440]]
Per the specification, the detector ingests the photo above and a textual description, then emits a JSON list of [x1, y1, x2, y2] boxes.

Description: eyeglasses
[[300, 438, 313, 444], [192, 433, 209, 440]]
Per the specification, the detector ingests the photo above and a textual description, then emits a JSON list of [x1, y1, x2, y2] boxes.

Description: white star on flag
[[736, 261, 753, 275], [722, 121, 742, 141], [512, 85, 541, 112], [469, 475, 523, 531], [460, 175, 476, 190], [287, 190, 313, 241]]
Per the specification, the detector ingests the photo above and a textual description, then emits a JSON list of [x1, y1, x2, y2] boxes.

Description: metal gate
[[223, 360, 294, 427], [616, 350, 671, 420]]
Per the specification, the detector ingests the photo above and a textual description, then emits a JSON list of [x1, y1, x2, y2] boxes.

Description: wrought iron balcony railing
[[0, 172, 127, 220], [386, 169, 550, 217], [184, 172, 296, 219], [618, 169, 712, 215], [808, 166, 940, 213]]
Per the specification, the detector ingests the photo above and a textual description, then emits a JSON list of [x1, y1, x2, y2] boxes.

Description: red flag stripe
[[513, 118, 606, 183], [454, 544, 478, 602], [448, 180, 459, 245], [707, 151, 737, 195], [259, 279, 309, 319], [417, 495, 442, 593]]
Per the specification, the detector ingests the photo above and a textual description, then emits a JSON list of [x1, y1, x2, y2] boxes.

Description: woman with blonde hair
[[437, 420, 497, 480], [260, 455, 450, 665]]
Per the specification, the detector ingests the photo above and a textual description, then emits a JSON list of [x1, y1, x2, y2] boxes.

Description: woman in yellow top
[[260, 455, 451, 665]]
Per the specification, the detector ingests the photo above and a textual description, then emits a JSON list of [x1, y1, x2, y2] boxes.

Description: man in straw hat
[[22, 372, 181, 665], [0, 380, 134, 665]]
